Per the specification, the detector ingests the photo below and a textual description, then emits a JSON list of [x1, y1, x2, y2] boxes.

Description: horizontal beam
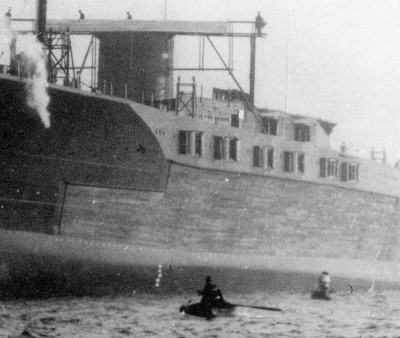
[[170, 68, 231, 71]]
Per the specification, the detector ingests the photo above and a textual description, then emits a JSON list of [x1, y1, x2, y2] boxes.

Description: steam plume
[[23, 33, 51, 128], [0, 16, 51, 128], [0, 16, 12, 69]]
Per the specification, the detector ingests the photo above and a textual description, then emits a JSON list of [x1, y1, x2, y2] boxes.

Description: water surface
[[1, 290, 399, 337]]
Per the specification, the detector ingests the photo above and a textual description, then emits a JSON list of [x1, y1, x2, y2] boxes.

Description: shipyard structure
[[0, 4, 399, 297]]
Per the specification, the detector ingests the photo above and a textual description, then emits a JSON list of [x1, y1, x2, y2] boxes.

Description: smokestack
[[35, 0, 47, 44]]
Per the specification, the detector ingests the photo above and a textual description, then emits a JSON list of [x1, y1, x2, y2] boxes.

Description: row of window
[[284, 152, 305, 173], [214, 136, 239, 161], [320, 158, 359, 181], [319, 158, 359, 181], [261, 118, 311, 142], [178, 131, 203, 156], [179, 131, 239, 160], [253, 146, 274, 169], [178, 131, 358, 181]]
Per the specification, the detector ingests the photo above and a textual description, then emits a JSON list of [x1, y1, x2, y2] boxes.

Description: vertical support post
[[125, 84, 128, 99], [91, 36, 94, 89], [36, 0, 47, 44], [192, 76, 196, 118], [94, 37, 97, 89], [47, 30, 53, 82], [103, 80, 107, 94], [66, 32, 71, 85], [176, 76, 181, 114], [110, 82, 113, 96], [228, 21, 233, 70], [201, 36, 205, 70], [249, 33, 256, 106]]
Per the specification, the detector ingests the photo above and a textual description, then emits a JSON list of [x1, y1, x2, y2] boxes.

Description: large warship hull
[[1, 75, 400, 297]]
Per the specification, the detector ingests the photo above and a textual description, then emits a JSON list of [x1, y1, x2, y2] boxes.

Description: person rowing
[[312, 271, 334, 300], [198, 276, 225, 308], [179, 276, 282, 319]]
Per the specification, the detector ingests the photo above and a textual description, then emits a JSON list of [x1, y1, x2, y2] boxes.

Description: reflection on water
[[1, 290, 400, 337]]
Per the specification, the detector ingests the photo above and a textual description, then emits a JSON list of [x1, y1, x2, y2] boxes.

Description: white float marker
[[155, 264, 162, 288]]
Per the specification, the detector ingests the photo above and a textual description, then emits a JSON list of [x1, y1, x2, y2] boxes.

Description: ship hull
[[1, 227, 399, 298], [1, 75, 400, 297]]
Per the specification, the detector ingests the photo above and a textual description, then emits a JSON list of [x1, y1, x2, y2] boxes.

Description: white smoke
[[0, 16, 51, 128], [0, 16, 12, 68], [23, 33, 51, 128]]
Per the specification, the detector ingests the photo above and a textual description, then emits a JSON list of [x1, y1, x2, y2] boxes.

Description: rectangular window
[[320, 158, 338, 177], [214, 136, 224, 160], [231, 114, 239, 128], [195, 132, 202, 156], [327, 159, 337, 177], [253, 146, 262, 167], [348, 164, 359, 181], [320, 158, 327, 177], [178, 131, 190, 154], [215, 136, 239, 161], [341, 162, 348, 181], [284, 152, 294, 172], [298, 153, 305, 173], [285, 152, 304, 173], [341, 162, 359, 181], [295, 124, 310, 142], [267, 148, 274, 169], [261, 118, 278, 135], [230, 138, 238, 161], [253, 146, 273, 168], [179, 131, 203, 156]]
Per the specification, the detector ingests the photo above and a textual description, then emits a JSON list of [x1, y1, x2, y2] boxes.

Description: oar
[[232, 304, 282, 312]]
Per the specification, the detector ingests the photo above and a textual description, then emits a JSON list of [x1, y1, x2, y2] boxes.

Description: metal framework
[[10, 19, 98, 89], [11, 16, 265, 127], [167, 20, 261, 110], [175, 77, 197, 117], [170, 21, 257, 72], [46, 31, 97, 89], [46, 30, 72, 84]]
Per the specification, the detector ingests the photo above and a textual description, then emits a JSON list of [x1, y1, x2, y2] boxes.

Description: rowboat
[[179, 299, 282, 319]]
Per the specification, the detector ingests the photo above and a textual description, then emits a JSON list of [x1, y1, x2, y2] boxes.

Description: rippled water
[[1, 290, 400, 337]]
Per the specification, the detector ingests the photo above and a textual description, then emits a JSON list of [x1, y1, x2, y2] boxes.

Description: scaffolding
[[11, 15, 266, 129], [46, 31, 98, 89], [10, 19, 98, 89], [175, 77, 197, 117]]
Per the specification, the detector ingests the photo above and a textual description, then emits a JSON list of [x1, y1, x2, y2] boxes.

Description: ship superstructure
[[0, 2, 399, 297]]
